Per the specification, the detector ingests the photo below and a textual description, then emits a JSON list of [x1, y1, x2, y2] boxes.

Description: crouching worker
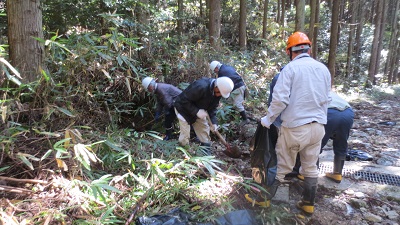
[[173, 77, 234, 155], [321, 91, 354, 182], [142, 77, 182, 140]]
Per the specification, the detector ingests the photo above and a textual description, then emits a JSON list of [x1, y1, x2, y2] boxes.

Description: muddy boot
[[239, 111, 250, 125], [325, 155, 345, 183], [200, 142, 211, 156], [164, 127, 173, 140], [297, 177, 317, 216], [245, 179, 280, 208], [266, 179, 281, 200]]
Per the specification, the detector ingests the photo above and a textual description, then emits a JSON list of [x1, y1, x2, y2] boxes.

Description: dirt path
[[215, 95, 400, 224]]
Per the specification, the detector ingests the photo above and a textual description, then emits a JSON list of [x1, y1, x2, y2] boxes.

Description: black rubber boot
[[164, 127, 173, 140], [239, 111, 250, 125], [297, 177, 317, 215], [326, 155, 345, 183], [266, 179, 281, 200], [200, 142, 211, 156]]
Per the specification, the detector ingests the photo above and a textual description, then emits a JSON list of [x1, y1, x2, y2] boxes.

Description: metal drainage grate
[[318, 164, 400, 187]]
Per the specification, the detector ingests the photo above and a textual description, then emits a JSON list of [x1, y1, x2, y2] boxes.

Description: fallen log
[[0, 176, 48, 185], [0, 185, 33, 194]]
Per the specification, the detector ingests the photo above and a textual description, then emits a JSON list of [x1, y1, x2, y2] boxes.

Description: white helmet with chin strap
[[142, 77, 155, 91], [209, 61, 222, 72], [216, 77, 234, 98]]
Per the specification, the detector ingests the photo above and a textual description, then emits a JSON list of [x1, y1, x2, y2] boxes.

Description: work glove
[[261, 116, 270, 128], [196, 109, 208, 120], [210, 124, 220, 133], [155, 111, 161, 122]]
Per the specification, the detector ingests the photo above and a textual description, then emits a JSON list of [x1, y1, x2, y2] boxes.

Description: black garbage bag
[[346, 149, 373, 161], [249, 122, 278, 186], [135, 208, 259, 225]]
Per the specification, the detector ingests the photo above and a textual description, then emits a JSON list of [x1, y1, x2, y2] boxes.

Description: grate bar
[[318, 164, 400, 187]]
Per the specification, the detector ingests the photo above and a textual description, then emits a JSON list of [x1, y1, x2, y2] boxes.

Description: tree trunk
[[136, 0, 150, 66], [354, 0, 366, 75], [209, 0, 221, 49], [328, 0, 340, 85], [280, 0, 286, 27], [239, 0, 247, 50], [312, 0, 320, 59], [368, 0, 384, 86], [295, 0, 305, 32], [345, 0, 357, 78], [7, 0, 44, 82], [277, 0, 281, 23], [177, 0, 183, 35], [309, 0, 317, 41], [386, 0, 399, 84], [262, 0, 269, 39]]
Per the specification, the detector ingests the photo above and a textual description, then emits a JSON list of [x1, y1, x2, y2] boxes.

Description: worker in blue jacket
[[209, 61, 249, 124]]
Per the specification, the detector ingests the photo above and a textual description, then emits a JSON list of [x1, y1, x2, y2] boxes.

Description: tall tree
[[311, 0, 320, 59], [295, 0, 305, 32], [345, 0, 357, 77], [280, 0, 286, 27], [136, 0, 150, 65], [385, 0, 399, 84], [354, 0, 366, 75], [309, 0, 317, 41], [374, 0, 388, 77], [368, 0, 384, 86], [177, 0, 183, 35], [209, 0, 221, 49], [239, 0, 247, 50], [262, 0, 269, 39], [7, 0, 44, 82], [328, 0, 340, 85]]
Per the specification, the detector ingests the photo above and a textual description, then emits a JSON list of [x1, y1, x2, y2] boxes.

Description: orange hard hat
[[286, 32, 312, 51]]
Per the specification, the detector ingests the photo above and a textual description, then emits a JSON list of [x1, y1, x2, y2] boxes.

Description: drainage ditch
[[318, 164, 400, 187]]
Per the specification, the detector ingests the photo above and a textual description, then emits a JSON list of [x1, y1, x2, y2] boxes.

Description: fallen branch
[[0, 176, 48, 185], [0, 185, 33, 194], [125, 185, 160, 225]]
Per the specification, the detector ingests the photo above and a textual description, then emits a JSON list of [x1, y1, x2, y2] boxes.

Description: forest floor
[[208, 88, 400, 225], [0, 88, 399, 225]]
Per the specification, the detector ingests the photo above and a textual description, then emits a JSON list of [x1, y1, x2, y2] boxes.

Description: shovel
[[206, 115, 241, 158]]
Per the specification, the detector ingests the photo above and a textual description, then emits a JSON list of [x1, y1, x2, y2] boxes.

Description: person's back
[[276, 54, 331, 128], [209, 61, 249, 123], [218, 65, 244, 91], [260, 31, 331, 216]]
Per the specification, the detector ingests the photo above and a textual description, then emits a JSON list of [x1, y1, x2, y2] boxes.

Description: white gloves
[[196, 109, 208, 120], [261, 116, 270, 128], [210, 124, 220, 133]]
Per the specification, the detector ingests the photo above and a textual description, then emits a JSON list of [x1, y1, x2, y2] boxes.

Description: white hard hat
[[142, 77, 154, 90], [210, 61, 221, 71], [216, 77, 234, 98]]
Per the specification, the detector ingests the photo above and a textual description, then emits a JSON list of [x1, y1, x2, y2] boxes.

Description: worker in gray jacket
[[260, 31, 331, 215], [142, 77, 182, 140]]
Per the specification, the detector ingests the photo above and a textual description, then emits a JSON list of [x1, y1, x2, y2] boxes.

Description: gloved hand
[[196, 109, 208, 120], [261, 116, 270, 128], [210, 124, 220, 133], [155, 111, 161, 122]]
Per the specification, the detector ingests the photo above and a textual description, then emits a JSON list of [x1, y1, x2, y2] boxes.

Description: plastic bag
[[346, 149, 373, 161], [249, 122, 278, 186], [135, 208, 259, 225]]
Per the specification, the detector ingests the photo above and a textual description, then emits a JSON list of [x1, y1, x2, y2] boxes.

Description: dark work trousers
[[290, 107, 354, 176], [321, 107, 354, 158], [164, 107, 177, 129]]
